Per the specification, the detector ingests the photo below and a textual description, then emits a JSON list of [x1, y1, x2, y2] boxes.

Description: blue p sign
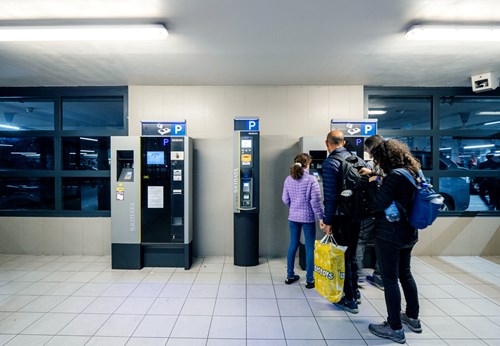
[[174, 124, 183, 134], [248, 120, 257, 130]]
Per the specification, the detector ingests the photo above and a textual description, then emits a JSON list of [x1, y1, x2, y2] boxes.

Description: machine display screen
[[147, 151, 164, 165], [241, 139, 252, 148]]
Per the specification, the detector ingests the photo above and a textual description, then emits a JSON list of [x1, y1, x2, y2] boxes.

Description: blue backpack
[[393, 169, 444, 230]]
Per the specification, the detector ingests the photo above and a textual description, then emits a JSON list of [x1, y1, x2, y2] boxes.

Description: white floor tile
[[95, 314, 143, 337], [129, 283, 165, 298], [44, 335, 90, 346], [281, 316, 323, 339], [0, 312, 43, 334], [2, 334, 52, 346], [83, 296, 125, 314], [58, 313, 110, 336], [170, 315, 211, 338], [209, 316, 246, 339], [85, 336, 128, 346], [126, 337, 168, 345], [247, 316, 284, 339], [147, 297, 185, 315], [181, 298, 216, 315], [247, 298, 279, 316], [114, 297, 155, 315], [277, 298, 313, 316], [214, 298, 246, 316], [133, 315, 177, 337], [22, 312, 76, 335]]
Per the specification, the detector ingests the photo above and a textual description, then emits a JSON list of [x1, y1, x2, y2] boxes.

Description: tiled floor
[[0, 255, 499, 346]]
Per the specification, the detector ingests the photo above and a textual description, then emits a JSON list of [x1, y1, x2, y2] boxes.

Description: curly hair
[[370, 139, 420, 177], [290, 153, 312, 180]]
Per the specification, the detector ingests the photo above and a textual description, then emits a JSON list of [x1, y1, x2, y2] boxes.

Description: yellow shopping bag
[[314, 235, 347, 303]]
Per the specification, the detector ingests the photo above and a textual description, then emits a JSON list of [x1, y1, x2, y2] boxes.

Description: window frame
[[0, 86, 128, 217], [365, 86, 500, 217]]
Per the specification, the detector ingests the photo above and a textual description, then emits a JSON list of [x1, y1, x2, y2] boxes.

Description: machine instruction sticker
[[147, 186, 164, 208]]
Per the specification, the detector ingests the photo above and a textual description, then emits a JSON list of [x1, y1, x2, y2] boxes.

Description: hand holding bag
[[313, 234, 347, 303]]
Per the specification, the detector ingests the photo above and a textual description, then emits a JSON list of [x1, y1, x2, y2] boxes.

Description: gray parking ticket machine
[[233, 117, 260, 266], [111, 137, 142, 269], [111, 121, 193, 270]]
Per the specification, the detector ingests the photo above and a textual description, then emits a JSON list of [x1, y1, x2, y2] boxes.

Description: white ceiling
[[1, 0, 500, 87]]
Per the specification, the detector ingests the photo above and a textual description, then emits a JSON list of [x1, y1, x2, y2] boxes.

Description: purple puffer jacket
[[282, 170, 324, 223]]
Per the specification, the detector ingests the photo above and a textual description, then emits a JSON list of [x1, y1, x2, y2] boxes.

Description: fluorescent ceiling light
[[439, 147, 452, 151], [0, 124, 20, 130], [80, 137, 98, 142], [484, 120, 500, 126], [0, 24, 168, 42], [463, 144, 495, 149], [477, 111, 500, 115], [368, 110, 387, 115], [405, 24, 500, 41]]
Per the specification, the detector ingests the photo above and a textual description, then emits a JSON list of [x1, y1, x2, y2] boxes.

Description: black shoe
[[334, 297, 359, 314], [401, 312, 423, 333], [369, 322, 406, 344], [366, 274, 384, 290], [355, 289, 362, 304], [285, 274, 300, 285], [305, 281, 315, 289]]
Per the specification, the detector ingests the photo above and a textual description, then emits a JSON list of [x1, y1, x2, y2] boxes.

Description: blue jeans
[[287, 221, 316, 283], [375, 239, 419, 330]]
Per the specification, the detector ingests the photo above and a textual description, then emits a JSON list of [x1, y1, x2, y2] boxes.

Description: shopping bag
[[313, 234, 347, 303]]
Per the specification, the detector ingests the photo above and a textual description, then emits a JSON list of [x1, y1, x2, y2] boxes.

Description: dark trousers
[[375, 239, 419, 330], [333, 216, 360, 301]]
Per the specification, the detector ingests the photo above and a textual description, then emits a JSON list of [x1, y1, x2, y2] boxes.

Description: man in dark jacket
[[322, 129, 361, 314]]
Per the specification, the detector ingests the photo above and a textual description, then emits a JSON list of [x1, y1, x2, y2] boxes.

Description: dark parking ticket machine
[[233, 117, 260, 266]]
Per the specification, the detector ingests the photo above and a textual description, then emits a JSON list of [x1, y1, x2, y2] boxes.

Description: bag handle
[[320, 234, 339, 246]]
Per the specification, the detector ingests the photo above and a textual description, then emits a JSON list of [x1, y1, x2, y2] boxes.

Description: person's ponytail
[[290, 153, 312, 180]]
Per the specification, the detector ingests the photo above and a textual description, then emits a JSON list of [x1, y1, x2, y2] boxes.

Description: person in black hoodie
[[367, 139, 422, 344]]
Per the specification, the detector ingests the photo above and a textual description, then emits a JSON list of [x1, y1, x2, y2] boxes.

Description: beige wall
[[0, 85, 498, 257]]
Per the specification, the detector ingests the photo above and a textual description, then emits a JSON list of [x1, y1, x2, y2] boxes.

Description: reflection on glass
[[438, 176, 471, 211], [62, 137, 110, 170], [0, 137, 54, 170], [384, 136, 432, 168], [62, 97, 124, 130], [368, 96, 431, 130], [440, 137, 499, 170], [439, 96, 500, 130], [471, 176, 500, 211], [0, 178, 54, 210], [62, 178, 110, 211], [0, 98, 54, 131]]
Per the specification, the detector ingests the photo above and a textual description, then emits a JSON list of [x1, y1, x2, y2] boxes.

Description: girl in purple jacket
[[282, 153, 324, 288]]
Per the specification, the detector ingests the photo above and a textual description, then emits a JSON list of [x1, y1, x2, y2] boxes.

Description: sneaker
[[401, 312, 422, 333], [355, 289, 362, 304], [366, 274, 384, 291], [334, 297, 359, 314], [305, 281, 315, 289], [285, 274, 300, 285], [369, 322, 406, 344]]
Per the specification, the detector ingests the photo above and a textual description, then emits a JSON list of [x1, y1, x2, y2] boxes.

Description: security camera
[[471, 72, 499, 93]]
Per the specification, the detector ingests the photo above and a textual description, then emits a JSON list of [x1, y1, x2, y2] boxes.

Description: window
[[0, 87, 127, 216], [366, 87, 500, 214]]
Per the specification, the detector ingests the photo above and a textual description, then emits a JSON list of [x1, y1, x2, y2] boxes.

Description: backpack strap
[[392, 168, 418, 187]]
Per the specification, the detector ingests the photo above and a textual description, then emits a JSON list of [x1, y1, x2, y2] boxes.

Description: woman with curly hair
[[366, 139, 423, 344]]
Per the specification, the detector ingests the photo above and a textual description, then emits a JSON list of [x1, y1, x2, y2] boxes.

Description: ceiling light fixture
[[405, 24, 500, 41], [463, 143, 495, 149], [484, 120, 500, 126], [0, 24, 168, 42], [368, 110, 387, 115], [477, 111, 500, 115]]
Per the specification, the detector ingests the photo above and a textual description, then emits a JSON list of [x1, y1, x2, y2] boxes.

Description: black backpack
[[332, 154, 364, 217]]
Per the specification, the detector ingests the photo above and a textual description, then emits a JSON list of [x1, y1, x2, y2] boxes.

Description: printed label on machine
[[147, 186, 164, 208], [173, 169, 183, 181], [171, 151, 184, 160]]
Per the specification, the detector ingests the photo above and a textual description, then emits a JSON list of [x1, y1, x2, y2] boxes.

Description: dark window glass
[[368, 96, 431, 130], [62, 178, 110, 211], [0, 98, 54, 131], [440, 137, 499, 170], [438, 176, 472, 211], [0, 137, 54, 170], [439, 96, 500, 131], [383, 136, 432, 169], [62, 97, 124, 130], [62, 137, 110, 171], [0, 178, 55, 210], [470, 176, 500, 211]]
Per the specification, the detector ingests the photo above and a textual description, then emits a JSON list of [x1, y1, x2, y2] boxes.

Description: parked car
[[412, 152, 470, 211]]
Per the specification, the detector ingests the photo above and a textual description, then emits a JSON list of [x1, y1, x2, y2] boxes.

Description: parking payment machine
[[111, 121, 193, 270], [233, 117, 260, 266]]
